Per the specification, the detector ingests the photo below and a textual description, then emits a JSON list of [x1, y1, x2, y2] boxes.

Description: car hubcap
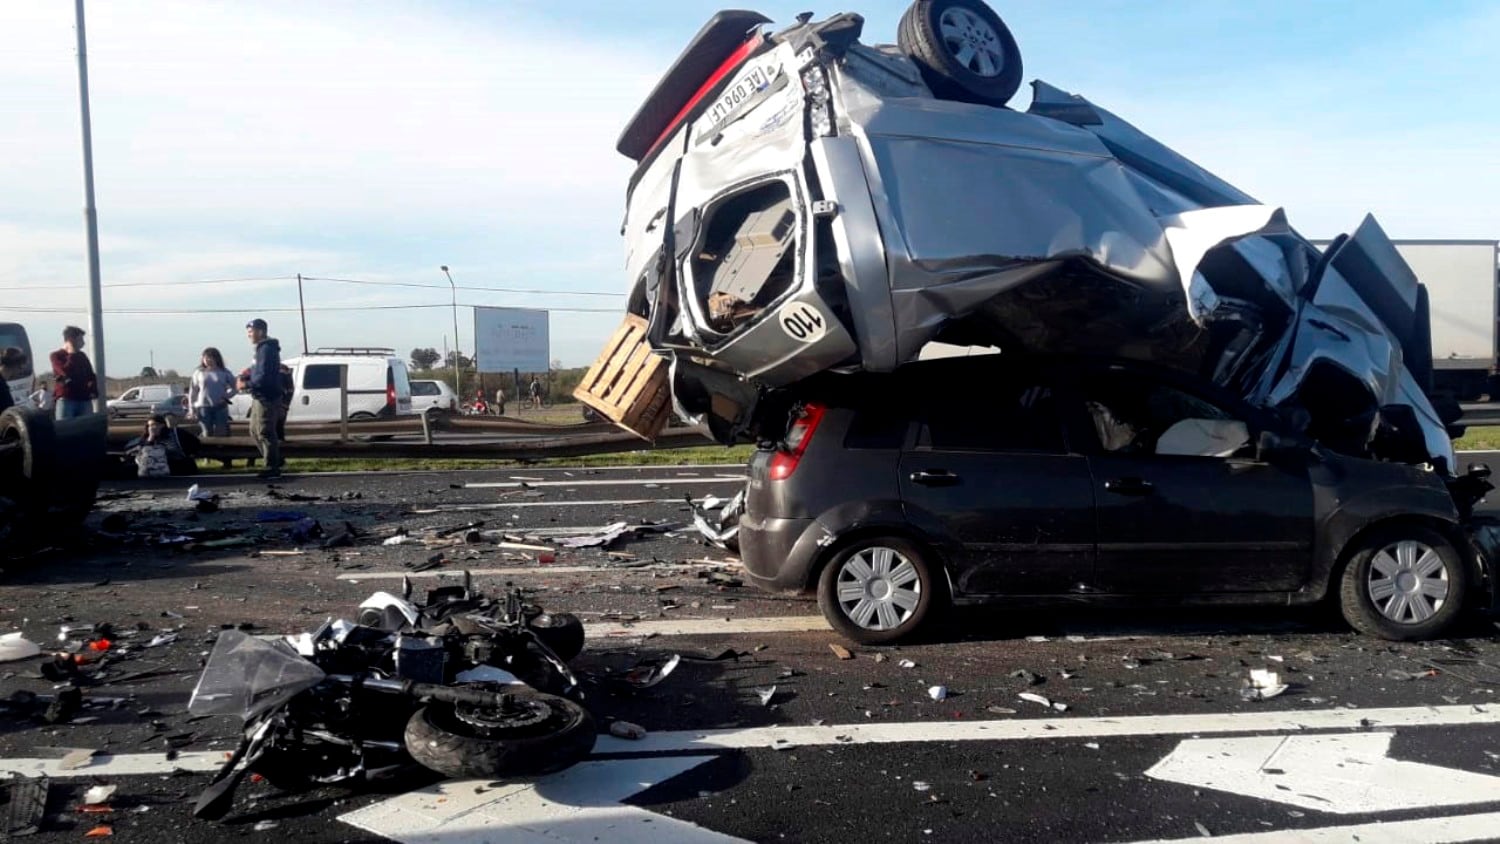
[[1367, 540, 1448, 624], [835, 546, 922, 631], [938, 7, 1005, 77]]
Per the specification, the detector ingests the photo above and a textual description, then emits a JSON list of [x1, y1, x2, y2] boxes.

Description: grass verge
[[197, 444, 756, 474], [1455, 429, 1500, 451]]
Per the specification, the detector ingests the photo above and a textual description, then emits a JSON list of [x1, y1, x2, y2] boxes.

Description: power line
[[0, 275, 295, 291], [0, 275, 626, 297], [5, 302, 622, 315], [301, 276, 625, 297]]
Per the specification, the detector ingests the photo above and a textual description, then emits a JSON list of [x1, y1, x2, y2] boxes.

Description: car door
[[297, 362, 343, 422], [898, 378, 1095, 596], [1069, 367, 1315, 594]]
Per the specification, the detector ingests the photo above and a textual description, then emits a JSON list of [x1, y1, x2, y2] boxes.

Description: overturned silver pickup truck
[[614, 1, 1461, 474]]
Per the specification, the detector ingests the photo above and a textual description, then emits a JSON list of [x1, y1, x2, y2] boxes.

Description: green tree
[[140, 366, 158, 378], [409, 347, 441, 371]]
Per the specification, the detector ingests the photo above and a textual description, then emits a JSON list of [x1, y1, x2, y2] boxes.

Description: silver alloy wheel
[[938, 6, 1006, 77], [834, 545, 922, 631], [1366, 540, 1449, 624]]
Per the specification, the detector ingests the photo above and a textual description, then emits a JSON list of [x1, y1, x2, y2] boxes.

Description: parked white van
[[230, 348, 414, 423], [107, 383, 185, 418]]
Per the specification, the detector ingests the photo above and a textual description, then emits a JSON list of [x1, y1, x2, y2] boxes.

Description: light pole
[[440, 266, 462, 400], [74, 0, 107, 412]]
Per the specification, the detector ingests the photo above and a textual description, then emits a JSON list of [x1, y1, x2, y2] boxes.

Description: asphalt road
[[2, 455, 1500, 842]]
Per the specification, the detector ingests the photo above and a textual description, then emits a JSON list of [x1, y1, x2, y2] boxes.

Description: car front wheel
[[817, 536, 941, 645], [898, 0, 1023, 108], [1338, 526, 1468, 641]]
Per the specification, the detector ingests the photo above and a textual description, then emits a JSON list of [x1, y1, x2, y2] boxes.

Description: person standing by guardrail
[[50, 325, 97, 420], [188, 347, 237, 438], [245, 318, 284, 480]]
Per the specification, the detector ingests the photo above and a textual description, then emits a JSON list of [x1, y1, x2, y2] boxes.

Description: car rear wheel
[[1338, 526, 1468, 641], [898, 0, 1023, 108], [818, 536, 940, 645]]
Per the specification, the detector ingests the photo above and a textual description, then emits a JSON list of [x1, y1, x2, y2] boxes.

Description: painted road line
[[591, 703, 1500, 755], [335, 563, 730, 581], [411, 499, 684, 513], [464, 477, 744, 489], [590, 615, 830, 638], [339, 756, 742, 844], [1146, 732, 1500, 814], [1125, 811, 1500, 844], [0, 751, 224, 778]]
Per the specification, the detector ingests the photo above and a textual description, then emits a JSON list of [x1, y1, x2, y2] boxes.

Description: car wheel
[[817, 536, 941, 645], [897, 0, 1023, 108], [1338, 526, 1468, 641]]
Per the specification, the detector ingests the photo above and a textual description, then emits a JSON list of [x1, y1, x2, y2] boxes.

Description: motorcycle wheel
[[405, 688, 596, 779]]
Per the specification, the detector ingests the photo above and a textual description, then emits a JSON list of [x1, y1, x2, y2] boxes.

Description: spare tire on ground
[[898, 0, 1023, 108], [0, 407, 107, 548]]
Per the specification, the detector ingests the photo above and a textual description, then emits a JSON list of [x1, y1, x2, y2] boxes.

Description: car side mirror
[[1256, 429, 1307, 462]]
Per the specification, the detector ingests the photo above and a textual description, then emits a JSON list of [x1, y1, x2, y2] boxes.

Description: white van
[[107, 383, 184, 418], [0, 322, 35, 409], [230, 348, 414, 423]]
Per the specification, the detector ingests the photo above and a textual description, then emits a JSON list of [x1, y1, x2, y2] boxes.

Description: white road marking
[[463, 477, 743, 489], [336, 563, 726, 581], [590, 704, 1500, 755], [0, 751, 224, 778], [1146, 732, 1500, 814], [1124, 811, 1500, 843], [338, 756, 744, 844], [590, 616, 829, 638], [411, 499, 684, 513]]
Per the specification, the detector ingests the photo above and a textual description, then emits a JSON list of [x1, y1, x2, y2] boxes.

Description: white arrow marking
[[338, 756, 745, 843], [1124, 810, 1500, 843], [1145, 732, 1500, 814], [0, 751, 224, 778]]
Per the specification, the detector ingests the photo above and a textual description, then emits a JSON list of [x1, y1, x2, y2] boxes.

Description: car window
[[302, 364, 344, 390], [121, 389, 139, 401], [1076, 372, 1252, 458], [918, 383, 1064, 453], [411, 382, 438, 396], [0, 324, 33, 380]]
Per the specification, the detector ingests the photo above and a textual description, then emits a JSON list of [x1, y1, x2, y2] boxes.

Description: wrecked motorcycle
[[189, 582, 595, 821]]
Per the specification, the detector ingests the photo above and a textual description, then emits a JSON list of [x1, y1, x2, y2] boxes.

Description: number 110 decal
[[780, 303, 828, 343]]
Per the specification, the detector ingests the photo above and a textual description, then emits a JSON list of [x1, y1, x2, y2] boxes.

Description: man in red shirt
[[51, 326, 97, 419]]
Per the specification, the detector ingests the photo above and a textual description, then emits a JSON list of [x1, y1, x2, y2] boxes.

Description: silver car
[[616, 1, 1457, 472]]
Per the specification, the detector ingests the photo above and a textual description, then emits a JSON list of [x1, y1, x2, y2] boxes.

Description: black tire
[[817, 535, 942, 645], [1338, 525, 1468, 641], [0, 407, 57, 486], [898, 0, 1023, 108], [528, 612, 585, 663], [404, 689, 596, 779]]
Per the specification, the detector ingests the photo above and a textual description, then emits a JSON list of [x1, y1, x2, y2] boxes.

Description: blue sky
[[2, 1, 1497, 382]]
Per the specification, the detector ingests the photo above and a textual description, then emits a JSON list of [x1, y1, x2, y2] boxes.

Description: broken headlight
[[801, 60, 834, 138]]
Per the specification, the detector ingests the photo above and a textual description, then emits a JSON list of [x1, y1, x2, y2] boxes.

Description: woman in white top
[[188, 347, 237, 437]]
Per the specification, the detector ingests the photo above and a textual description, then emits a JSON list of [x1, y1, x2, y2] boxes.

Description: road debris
[[609, 721, 648, 740], [0, 632, 42, 662], [829, 644, 853, 660], [1, 776, 48, 837], [928, 686, 947, 701], [81, 785, 117, 805], [622, 653, 681, 690], [899, 659, 917, 669], [757, 686, 779, 707], [1010, 669, 1044, 686], [1242, 669, 1289, 701]]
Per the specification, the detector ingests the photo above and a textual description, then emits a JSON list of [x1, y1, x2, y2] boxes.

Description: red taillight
[[768, 403, 825, 481], [647, 34, 761, 159]]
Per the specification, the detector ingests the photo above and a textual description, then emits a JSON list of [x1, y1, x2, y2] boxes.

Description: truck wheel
[[405, 689, 596, 779], [0, 408, 57, 485], [898, 0, 1023, 108]]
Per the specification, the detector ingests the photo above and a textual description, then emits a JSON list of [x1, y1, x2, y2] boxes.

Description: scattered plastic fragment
[[84, 825, 113, 838], [82, 785, 116, 805], [1, 776, 48, 836], [928, 686, 947, 701], [623, 654, 681, 690], [1194, 821, 1212, 838], [253, 820, 280, 831], [144, 633, 178, 648], [899, 659, 917, 669], [1084, 742, 1100, 750], [757, 686, 778, 707], [0, 632, 42, 662], [1242, 669, 1289, 701], [609, 721, 647, 740], [873, 653, 888, 664], [986, 706, 1017, 715], [829, 644, 853, 660], [59, 749, 95, 770], [383, 534, 414, 546], [912, 781, 931, 792], [1018, 692, 1053, 709]]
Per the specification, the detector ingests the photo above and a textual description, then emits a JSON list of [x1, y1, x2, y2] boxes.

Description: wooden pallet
[[573, 314, 672, 441]]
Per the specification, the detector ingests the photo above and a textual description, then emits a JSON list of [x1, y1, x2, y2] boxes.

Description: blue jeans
[[56, 398, 93, 420], [197, 405, 230, 437]]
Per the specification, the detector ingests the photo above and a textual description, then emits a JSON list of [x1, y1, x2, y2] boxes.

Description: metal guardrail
[[1460, 404, 1500, 427]]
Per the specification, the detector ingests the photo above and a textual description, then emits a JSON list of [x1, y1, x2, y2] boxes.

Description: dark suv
[[740, 355, 1497, 644]]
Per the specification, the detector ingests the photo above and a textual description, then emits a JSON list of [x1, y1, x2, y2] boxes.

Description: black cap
[[246, 318, 268, 331]]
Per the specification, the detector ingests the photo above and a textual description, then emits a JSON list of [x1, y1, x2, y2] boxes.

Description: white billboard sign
[[473, 307, 550, 372]]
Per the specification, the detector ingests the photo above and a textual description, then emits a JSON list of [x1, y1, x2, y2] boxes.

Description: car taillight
[[768, 403, 825, 482]]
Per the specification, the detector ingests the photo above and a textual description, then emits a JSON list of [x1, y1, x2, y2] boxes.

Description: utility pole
[[74, 0, 107, 412], [440, 266, 462, 400], [296, 273, 309, 354]]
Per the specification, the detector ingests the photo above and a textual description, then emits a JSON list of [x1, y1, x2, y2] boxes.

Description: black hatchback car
[[739, 355, 1497, 644]]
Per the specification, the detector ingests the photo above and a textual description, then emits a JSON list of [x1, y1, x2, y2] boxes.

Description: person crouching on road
[[51, 325, 97, 419], [188, 346, 236, 438], [244, 318, 285, 479]]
